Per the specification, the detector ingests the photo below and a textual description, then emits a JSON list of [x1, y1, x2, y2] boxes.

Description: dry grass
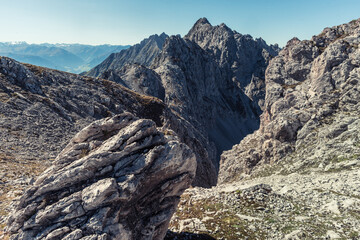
[[0, 152, 48, 232], [170, 193, 265, 239]]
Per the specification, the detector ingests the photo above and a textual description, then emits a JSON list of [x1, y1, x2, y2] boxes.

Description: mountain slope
[[86, 33, 169, 77], [89, 19, 279, 179], [152, 35, 261, 171], [167, 18, 360, 240], [185, 17, 280, 114], [219, 18, 360, 183], [0, 56, 218, 229]]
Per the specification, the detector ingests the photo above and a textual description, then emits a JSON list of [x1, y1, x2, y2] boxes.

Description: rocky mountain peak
[[185, 18, 280, 114], [86, 33, 169, 77], [219, 17, 360, 184], [142, 32, 169, 49], [84, 18, 279, 187], [193, 17, 211, 26]]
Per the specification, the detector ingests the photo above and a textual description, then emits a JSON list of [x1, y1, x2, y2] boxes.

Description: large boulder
[[6, 113, 196, 240]]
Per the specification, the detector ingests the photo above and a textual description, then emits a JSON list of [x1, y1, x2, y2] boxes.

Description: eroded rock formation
[[0, 56, 213, 188], [7, 113, 196, 240]]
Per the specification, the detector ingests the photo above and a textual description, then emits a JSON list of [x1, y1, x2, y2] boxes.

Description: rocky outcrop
[[86, 33, 168, 77], [6, 113, 196, 240], [219, 18, 360, 183]]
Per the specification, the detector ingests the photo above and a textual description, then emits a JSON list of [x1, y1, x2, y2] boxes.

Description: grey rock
[[219, 17, 360, 183], [92, 18, 279, 181], [185, 17, 280, 113], [86, 33, 168, 77], [153, 35, 258, 171], [7, 113, 196, 240], [62, 229, 83, 240], [100, 63, 165, 101], [0, 56, 214, 189]]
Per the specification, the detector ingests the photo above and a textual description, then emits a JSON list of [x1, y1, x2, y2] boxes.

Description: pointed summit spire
[[194, 17, 211, 26], [185, 17, 212, 38]]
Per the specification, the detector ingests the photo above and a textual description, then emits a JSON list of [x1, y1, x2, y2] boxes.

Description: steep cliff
[[185, 17, 280, 114], [219, 18, 360, 183], [91, 18, 279, 174]]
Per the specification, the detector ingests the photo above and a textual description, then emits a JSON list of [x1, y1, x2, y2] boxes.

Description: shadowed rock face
[[0, 56, 214, 188], [7, 113, 196, 240], [152, 35, 261, 169], [90, 18, 279, 178], [219, 18, 360, 184], [185, 17, 280, 114]]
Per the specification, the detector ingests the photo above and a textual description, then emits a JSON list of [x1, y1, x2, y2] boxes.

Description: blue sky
[[1, 0, 360, 47]]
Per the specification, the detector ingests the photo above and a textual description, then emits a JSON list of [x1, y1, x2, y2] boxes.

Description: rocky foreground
[[168, 169, 360, 239], [1, 17, 360, 240], [6, 113, 196, 240]]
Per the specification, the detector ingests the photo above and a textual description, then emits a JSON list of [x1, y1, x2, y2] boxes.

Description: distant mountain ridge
[[85, 33, 169, 77], [0, 42, 130, 73]]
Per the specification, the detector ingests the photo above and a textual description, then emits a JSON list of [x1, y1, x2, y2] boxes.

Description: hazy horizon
[[0, 41, 130, 47], [1, 0, 360, 47]]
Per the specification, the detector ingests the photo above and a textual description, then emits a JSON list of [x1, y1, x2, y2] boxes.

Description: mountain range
[[0, 17, 359, 240], [0, 42, 130, 73]]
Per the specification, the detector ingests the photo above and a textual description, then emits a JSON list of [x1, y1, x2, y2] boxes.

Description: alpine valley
[[0, 17, 359, 240]]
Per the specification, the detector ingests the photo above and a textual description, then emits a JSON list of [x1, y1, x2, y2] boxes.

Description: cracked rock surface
[[6, 113, 196, 240]]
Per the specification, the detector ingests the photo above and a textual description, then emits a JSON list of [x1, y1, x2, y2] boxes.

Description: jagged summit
[[86, 32, 168, 77], [194, 17, 211, 26], [185, 17, 279, 114], [85, 18, 279, 184]]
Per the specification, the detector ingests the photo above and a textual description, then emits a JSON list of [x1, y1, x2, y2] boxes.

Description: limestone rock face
[[90, 18, 279, 181], [100, 64, 165, 101], [185, 17, 280, 113], [86, 33, 168, 77], [219, 18, 360, 183], [7, 113, 196, 240], [153, 35, 261, 171]]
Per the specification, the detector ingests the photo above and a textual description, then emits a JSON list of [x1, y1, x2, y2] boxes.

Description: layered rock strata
[[7, 113, 196, 240]]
